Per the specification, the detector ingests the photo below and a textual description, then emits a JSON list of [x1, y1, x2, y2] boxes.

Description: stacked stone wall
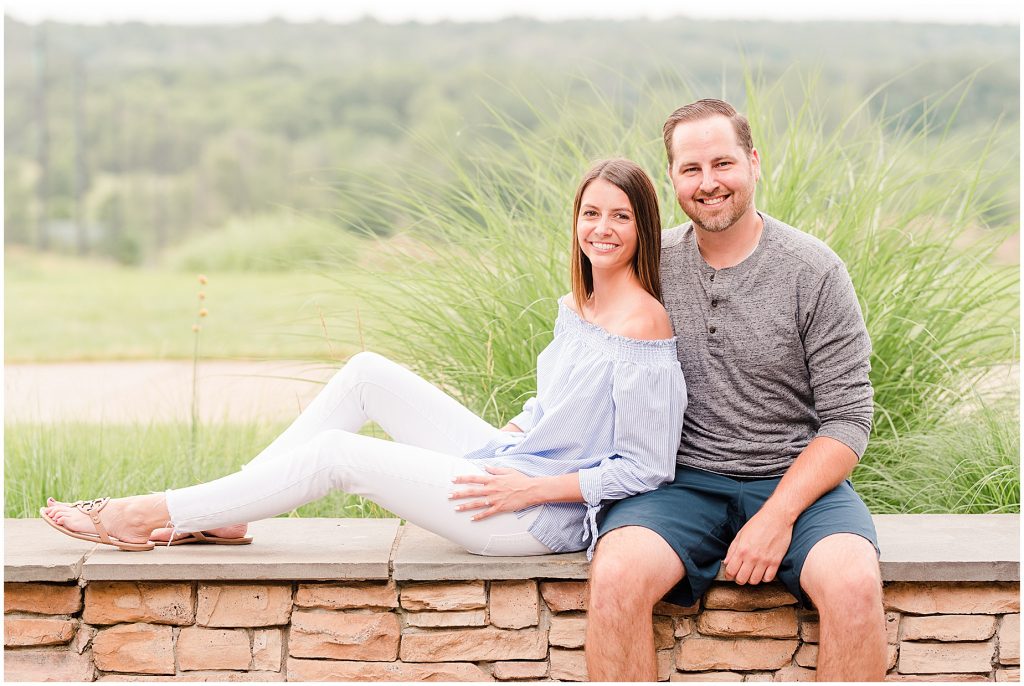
[[5, 579, 1019, 681]]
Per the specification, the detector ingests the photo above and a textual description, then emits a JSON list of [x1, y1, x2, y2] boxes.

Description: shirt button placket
[[708, 271, 720, 351]]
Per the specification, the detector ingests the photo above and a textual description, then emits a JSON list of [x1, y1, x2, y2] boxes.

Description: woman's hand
[[450, 466, 541, 521]]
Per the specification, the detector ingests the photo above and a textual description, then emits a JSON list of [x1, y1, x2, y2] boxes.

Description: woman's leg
[[246, 352, 501, 467], [167, 428, 550, 555]]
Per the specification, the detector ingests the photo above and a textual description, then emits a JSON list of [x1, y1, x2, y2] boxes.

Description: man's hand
[[722, 507, 794, 585], [450, 467, 538, 521]]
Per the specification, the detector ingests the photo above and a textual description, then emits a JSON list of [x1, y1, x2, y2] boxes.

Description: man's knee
[[802, 533, 882, 616], [589, 526, 684, 615]]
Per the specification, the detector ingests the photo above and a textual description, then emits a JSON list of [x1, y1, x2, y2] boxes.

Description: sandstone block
[[84, 582, 194, 625], [294, 581, 398, 609], [887, 612, 900, 643], [196, 584, 291, 627], [4, 617, 76, 646], [286, 658, 492, 681], [655, 600, 701, 616], [884, 582, 1019, 615], [772, 664, 816, 681], [97, 672, 282, 682], [1000, 614, 1020, 665], [73, 624, 97, 654], [669, 671, 743, 681], [489, 581, 538, 629], [5, 583, 82, 615], [795, 642, 817, 668], [900, 614, 997, 641], [884, 674, 991, 682], [177, 626, 252, 671], [400, 627, 547, 662], [800, 620, 819, 643], [897, 640, 995, 674], [550, 614, 587, 648], [703, 584, 797, 611], [744, 673, 774, 681], [93, 623, 174, 675], [550, 648, 587, 681], [996, 668, 1021, 682], [889, 643, 899, 670], [251, 629, 282, 671], [655, 615, 676, 649], [400, 582, 486, 611], [406, 610, 487, 628], [540, 581, 589, 612], [675, 636, 798, 671], [675, 617, 693, 638], [4, 647, 95, 682], [658, 649, 674, 681], [289, 610, 399, 661], [492, 661, 549, 680], [696, 608, 798, 638]]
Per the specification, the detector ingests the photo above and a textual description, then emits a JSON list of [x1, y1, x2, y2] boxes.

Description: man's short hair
[[662, 99, 754, 166]]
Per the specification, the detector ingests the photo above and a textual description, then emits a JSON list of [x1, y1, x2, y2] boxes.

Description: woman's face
[[576, 177, 638, 272]]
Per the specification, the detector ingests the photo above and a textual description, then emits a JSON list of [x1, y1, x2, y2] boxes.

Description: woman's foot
[[148, 523, 250, 543], [41, 494, 170, 545]]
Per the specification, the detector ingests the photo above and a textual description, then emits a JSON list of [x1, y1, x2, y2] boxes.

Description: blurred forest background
[[4, 17, 1018, 267]]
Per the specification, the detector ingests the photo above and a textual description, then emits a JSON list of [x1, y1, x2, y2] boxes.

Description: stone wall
[[4, 578, 1019, 681], [5, 515, 1019, 682]]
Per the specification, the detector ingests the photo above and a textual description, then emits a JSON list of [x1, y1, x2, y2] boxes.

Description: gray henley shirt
[[662, 211, 873, 477]]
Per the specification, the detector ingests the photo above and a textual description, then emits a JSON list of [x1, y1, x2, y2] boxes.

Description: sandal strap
[[73, 497, 113, 546], [191, 531, 209, 541]]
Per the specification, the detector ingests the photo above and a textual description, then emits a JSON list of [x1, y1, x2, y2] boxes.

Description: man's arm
[[721, 435, 857, 584]]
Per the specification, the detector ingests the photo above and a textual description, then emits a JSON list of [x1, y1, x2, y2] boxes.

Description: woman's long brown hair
[[570, 158, 662, 316]]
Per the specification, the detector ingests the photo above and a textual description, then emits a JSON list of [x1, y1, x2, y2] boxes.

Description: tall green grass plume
[[325, 70, 1018, 512], [190, 274, 209, 454]]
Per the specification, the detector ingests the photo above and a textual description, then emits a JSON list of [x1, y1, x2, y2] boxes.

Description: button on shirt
[[463, 296, 686, 558]]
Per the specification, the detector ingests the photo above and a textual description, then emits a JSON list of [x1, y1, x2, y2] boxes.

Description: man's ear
[[750, 148, 761, 182]]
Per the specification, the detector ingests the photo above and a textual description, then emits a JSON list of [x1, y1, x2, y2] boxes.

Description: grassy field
[[4, 249, 377, 362], [5, 403, 1017, 519], [4, 421, 393, 519]]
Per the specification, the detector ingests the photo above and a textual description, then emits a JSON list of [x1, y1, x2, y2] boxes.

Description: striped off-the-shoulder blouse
[[463, 296, 687, 558]]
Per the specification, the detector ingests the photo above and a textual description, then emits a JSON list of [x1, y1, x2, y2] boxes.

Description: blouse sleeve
[[576, 361, 686, 506], [507, 397, 539, 433]]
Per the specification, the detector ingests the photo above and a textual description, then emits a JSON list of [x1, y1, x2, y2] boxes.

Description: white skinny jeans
[[164, 352, 551, 556]]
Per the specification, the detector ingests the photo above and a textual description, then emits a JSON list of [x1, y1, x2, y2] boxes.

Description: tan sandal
[[40, 497, 155, 552], [156, 530, 253, 546]]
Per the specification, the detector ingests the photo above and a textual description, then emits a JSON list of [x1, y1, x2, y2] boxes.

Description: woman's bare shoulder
[[617, 295, 673, 341]]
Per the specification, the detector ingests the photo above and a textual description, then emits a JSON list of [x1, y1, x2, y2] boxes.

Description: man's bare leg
[[801, 533, 886, 681], [585, 526, 685, 681]]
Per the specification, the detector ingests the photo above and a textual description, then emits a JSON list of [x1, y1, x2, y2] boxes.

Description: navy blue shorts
[[597, 466, 879, 608]]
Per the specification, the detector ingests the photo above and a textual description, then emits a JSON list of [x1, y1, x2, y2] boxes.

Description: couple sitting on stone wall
[[41, 98, 886, 680]]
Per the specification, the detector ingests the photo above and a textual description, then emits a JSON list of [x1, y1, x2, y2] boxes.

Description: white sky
[[3, 0, 1020, 25]]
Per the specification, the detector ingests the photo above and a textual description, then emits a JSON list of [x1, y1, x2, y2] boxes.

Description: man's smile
[[697, 194, 729, 206]]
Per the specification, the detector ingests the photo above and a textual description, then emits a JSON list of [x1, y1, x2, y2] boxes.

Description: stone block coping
[[5, 513, 1018, 583], [6, 518, 399, 582]]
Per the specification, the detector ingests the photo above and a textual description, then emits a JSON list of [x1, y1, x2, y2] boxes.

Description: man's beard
[[687, 182, 755, 233]]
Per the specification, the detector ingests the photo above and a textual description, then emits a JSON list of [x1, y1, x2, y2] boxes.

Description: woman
[[41, 158, 686, 559]]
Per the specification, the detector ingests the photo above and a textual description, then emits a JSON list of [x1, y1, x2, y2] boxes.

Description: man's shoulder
[[761, 213, 845, 276], [661, 223, 690, 251]]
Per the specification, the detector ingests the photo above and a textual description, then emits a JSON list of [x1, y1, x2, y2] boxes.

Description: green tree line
[[3, 16, 1018, 264]]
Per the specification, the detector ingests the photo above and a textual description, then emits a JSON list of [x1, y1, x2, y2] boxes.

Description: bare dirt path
[[5, 360, 339, 424]]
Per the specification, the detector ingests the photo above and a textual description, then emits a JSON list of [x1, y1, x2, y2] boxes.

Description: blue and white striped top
[[463, 296, 687, 558]]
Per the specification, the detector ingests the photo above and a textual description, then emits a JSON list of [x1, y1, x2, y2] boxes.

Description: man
[[584, 99, 886, 681]]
